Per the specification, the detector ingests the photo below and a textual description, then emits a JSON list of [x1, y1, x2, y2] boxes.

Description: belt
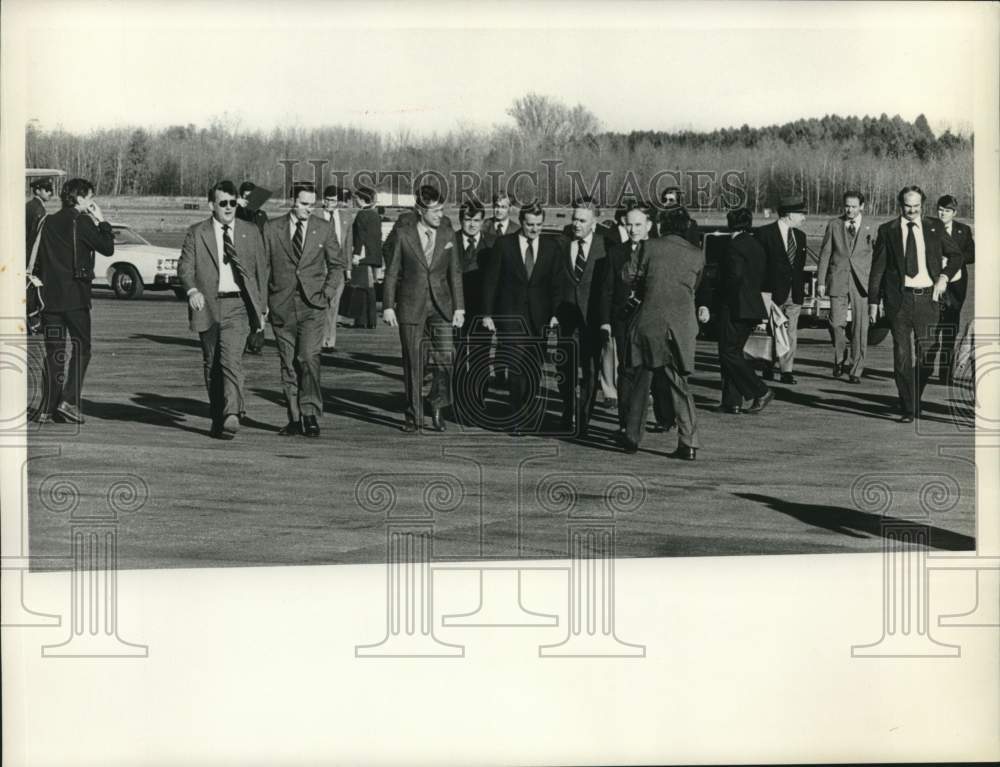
[[217, 291, 242, 298], [903, 287, 930, 295]]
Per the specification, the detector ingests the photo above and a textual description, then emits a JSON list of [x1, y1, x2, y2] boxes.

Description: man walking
[[178, 180, 268, 439], [319, 185, 354, 350], [262, 182, 346, 437], [26, 177, 53, 259], [817, 191, 875, 383]]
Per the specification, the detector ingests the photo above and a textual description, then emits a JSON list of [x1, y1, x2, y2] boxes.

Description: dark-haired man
[[930, 194, 975, 384], [320, 185, 354, 350], [482, 192, 519, 239], [262, 182, 346, 437], [178, 180, 268, 439], [482, 200, 558, 434], [550, 197, 610, 436], [31, 178, 115, 424], [868, 186, 964, 422], [817, 191, 875, 382], [658, 186, 698, 245], [349, 186, 383, 329], [26, 177, 53, 259], [755, 196, 808, 384], [383, 185, 465, 433]]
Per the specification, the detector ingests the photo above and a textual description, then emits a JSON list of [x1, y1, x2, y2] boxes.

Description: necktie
[[573, 239, 586, 281], [293, 220, 304, 260], [904, 222, 919, 277], [221, 224, 245, 276], [496, 221, 504, 236], [524, 239, 535, 278], [423, 229, 435, 265], [847, 221, 857, 240], [786, 229, 797, 266], [466, 235, 476, 258]]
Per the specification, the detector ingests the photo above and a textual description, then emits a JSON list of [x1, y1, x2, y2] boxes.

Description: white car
[[95, 224, 182, 299]]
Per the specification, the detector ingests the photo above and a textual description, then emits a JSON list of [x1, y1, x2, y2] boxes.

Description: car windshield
[[111, 227, 149, 246]]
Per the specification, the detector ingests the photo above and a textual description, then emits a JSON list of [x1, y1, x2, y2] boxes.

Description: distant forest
[[25, 94, 974, 216]]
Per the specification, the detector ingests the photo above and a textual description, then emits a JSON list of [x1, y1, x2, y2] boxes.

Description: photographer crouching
[[30, 178, 115, 424]]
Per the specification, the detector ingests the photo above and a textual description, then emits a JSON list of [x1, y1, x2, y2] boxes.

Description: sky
[[6, 0, 988, 137]]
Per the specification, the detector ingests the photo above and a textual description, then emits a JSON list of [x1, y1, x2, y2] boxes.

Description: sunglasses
[[215, 199, 239, 208]]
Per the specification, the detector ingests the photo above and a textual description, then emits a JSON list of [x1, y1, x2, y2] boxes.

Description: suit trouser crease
[[622, 362, 699, 448], [889, 291, 939, 416], [273, 293, 325, 421], [199, 297, 250, 423], [829, 272, 870, 377], [41, 308, 91, 412], [599, 336, 618, 400], [556, 327, 599, 425], [321, 277, 347, 347], [400, 311, 454, 421]]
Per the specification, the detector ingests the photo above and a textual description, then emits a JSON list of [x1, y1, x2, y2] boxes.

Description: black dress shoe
[[832, 363, 843, 379], [278, 420, 302, 436], [779, 372, 797, 385], [899, 414, 915, 424], [669, 445, 697, 461], [431, 408, 446, 432], [622, 437, 639, 454], [302, 415, 320, 437], [848, 375, 861, 384], [747, 389, 775, 414], [401, 419, 419, 434], [717, 405, 743, 415]]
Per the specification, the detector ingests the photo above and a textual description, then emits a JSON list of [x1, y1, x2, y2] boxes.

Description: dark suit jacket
[[755, 221, 808, 305], [936, 219, 975, 303], [34, 207, 115, 312], [551, 232, 610, 335], [26, 197, 46, 255], [262, 213, 346, 326], [868, 217, 964, 315], [717, 232, 768, 321], [616, 235, 704, 374], [482, 232, 558, 336], [236, 205, 269, 233], [349, 207, 383, 289], [454, 230, 493, 320], [383, 221, 464, 323], [482, 217, 519, 239], [178, 217, 268, 333]]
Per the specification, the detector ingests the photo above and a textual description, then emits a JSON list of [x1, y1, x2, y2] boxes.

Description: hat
[[777, 196, 807, 216]]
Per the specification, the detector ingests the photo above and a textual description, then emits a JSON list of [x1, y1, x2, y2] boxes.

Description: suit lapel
[[403, 225, 428, 270], [511, 236, 528, 282], [200, 220, 220, 271]]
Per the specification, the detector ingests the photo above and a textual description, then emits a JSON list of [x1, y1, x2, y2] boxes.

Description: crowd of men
[[27, 176, 974, 458]]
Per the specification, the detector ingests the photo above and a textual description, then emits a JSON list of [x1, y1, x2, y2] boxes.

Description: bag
[[768, 303, 791, 357], [26, 217, 46, 335], [743, 328, 774, 362], [246, 329, 266, 353]]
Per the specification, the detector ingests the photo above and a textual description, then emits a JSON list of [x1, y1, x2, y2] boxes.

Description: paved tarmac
[[27, 284, 976, 570]]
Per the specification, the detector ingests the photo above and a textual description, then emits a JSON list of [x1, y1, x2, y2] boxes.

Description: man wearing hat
[[755, 196, 808, 384], [26, 177, 53, 259], [930, 194, 975, 384]]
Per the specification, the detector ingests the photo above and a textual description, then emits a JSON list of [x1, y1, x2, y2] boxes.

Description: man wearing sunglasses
[[178, 180, 268, 439]]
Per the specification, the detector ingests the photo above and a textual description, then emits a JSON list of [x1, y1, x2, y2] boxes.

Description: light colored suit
[[320, 207, 355, 348], [817, 215, 875, 377], [178, 216, 267, 426]]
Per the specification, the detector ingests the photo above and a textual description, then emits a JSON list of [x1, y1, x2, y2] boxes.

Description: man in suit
[[482, 200, 558, 435], [31, 178, 115, 424], [930, 194, 975, 384], [320, 185, 354, 350], [658, 186, 698, 245], [756, 195, 808, 384], [482, 192, 519, 239], [26, 177, 53, 260], [236, 181, 270, 232], [383, 185, 465, 433], [178, 180, 268, 439], [550, 196, 611, 436], [817, 190, 875, 383], [868, 185, 965, 423], [348, 186, 383, 329], [604, 207, 705, 459], [262, 181, 346, 438]]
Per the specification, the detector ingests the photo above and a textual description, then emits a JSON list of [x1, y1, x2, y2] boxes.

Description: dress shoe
[[278, 420, 302, 436], [431, 408, 446, 432], [848, 375, 861, 384], [899, 414, 915, 424], [54, 402, 84, 424], [401, 419, 419, 434], [669, 445, 697, 461], [717, 405, 743, 415], [832, 363, 843, 379], [647, 422, 671, 433], [747, 389, 775, 414], [220, 413, 239, 439], [622, 437, 639, 454], [762, 367, 774, 381], [32, 410, 53, 424], [779, 372, 797, 385], [302, 415, 320, 438]]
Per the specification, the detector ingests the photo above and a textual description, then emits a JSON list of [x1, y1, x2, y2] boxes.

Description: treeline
[[25, 101, 974, 217]]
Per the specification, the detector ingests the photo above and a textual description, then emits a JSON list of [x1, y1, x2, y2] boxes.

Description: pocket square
[[444, 242, 453, 250]]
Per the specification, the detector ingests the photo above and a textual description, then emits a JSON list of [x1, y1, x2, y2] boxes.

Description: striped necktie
[[292, 220, 304, 260], [786, 229, 797, 265], [423, 229, 435, 265], [221, 224, 246, 280], [573, 239, 587, 281]]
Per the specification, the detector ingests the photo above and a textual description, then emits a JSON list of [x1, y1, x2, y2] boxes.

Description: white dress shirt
[[213, 218, 242, 293], [518, 234, 537, 266], [900, 217, 932, 288], [494, 219, 507, 237]]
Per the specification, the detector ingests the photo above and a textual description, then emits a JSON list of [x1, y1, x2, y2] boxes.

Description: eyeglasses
[[216, 200, 238, 208]]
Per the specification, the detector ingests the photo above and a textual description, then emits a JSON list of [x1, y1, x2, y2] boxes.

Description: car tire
[[173, 287, 188, 301], [111, 265, 144, 300]]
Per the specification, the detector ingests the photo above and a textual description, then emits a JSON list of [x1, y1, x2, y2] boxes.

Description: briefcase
[[743, 328, 774, 363]]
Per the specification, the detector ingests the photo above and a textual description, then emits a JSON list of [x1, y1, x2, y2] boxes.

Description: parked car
[[94, 224, 182, 299]]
